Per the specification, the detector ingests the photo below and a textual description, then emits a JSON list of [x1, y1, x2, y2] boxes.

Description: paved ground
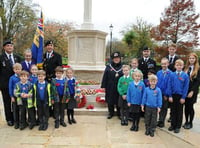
[[0, 96, 200, 147]]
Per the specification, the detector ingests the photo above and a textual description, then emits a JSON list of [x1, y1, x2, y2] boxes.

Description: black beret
[[111, 51, 121, 59], [142, 46, 150, 51], [45, 40, 53, 47], [3, 39, 13, 47]]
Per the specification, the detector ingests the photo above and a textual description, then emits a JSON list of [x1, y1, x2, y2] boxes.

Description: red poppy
[[178, 77, 183, 80], [55, 83, 60, 86]]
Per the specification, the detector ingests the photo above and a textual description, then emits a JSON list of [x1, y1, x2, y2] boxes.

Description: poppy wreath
[[95, 88, 106, 103], [77, 94, 87, 108]]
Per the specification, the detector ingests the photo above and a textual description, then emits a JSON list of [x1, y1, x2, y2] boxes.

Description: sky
[[33, 0, 200, 40]]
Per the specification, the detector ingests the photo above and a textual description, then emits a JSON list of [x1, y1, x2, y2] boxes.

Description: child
[[127, 70, 145, 131], [21, 49, 35, 73], [29, 65, 38, 84], [9, 63, 22, 129], [143, 69, 156, 87], [168, 59, 189, 133], [66, 68, 81, 124], [183, 53, 200, 129], [117, 65, 132, 126], [141, 75, 162, 137], [32, 70, 52, 131], [130, 58, 141, 76], [157, 58, 172, 128], [51, 66, 67, 128], [14, 70, 34, 130]]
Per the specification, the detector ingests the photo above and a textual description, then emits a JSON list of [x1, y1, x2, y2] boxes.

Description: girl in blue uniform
[[66, 68, 81, 124]]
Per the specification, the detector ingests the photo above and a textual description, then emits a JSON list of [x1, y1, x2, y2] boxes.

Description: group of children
[[9, 63, 80, 131], [117, 57, 190, 137]]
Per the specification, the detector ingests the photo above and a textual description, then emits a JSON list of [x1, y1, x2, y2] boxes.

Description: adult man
[[138, 46, 156, 79], [0, 40, 21, 126], [166, 43, 179, 72], [43, 40, 62, 82], [42, 40, 62, 118]]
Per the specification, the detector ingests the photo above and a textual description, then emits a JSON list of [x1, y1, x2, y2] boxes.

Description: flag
[[31, 11, 44, 69]]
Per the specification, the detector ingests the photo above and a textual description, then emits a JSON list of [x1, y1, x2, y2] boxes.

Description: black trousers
[[54, 102, 66, 123], [1, 88, 13, 122], [184, 98, 195, 123], [12, 102, 19, 125], [158, 96, 169, 123], [171, 94, 183, 129], [28, 107, 36, 125], [145, 106, 157, 132], [37, 104, 49, 126], [108, 104, 120, 116], [19, 101, 27, 126]]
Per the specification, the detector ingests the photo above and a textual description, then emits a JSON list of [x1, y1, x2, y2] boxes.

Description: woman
[[183, 52, 200, 129], [101, 52, 123, 119]]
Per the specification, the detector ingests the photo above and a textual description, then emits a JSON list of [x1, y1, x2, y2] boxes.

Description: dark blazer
[[21, 60, 35, 73], [187, 69, 200, 103], [43, 51, 62, 82], [138, 57, 156, 79], [0, 52, 21, 89], [166, 55, 179, 72]]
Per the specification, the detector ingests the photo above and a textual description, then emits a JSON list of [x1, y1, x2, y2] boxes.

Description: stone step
[[85, 95, 107, 108], [75, 107, 107, 116]]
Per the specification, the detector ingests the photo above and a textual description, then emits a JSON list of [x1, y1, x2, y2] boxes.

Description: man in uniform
[[43, 40, 62, 82], [0, 40, 21, 126], [138, 46, 156, 80]]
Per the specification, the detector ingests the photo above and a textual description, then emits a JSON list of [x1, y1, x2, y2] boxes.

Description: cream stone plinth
[[67, 30, 107, 72]]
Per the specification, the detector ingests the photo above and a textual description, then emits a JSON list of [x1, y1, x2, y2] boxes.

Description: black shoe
[[124, 120, 128, 126], [71, 119, 77, 124], [60, 122, 67, 127], [29, 124, 35, 130], [7, 121, 14, 126], [121, 120, 125, 126], [183, 122, 189, 129], [43, 124, 48, 130], [174, 128, 180, 133], [150, 131, 154, 137], [157, 121, 164, 128], [68, 120, 72, 125], [107, 114, 113, 119], [20, 124, 27, 130], [135, 126, 139, 131], [145, 130, 150, 136], [55, 122, 59, 128], [130, 125, 135, 131], [168, 126, 174, 131], [38, 125, 43, 131], [190, 123, 193, 129], [14, 123, 19, 129]]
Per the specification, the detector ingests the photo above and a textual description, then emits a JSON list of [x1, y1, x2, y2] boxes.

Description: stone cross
[[81, 0, 94, 29]]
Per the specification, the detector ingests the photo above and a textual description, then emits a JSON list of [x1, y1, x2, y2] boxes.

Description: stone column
[[81, 0, 94, 29]]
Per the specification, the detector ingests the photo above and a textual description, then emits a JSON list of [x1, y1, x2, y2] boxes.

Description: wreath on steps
[[77, 94, 87, 108]]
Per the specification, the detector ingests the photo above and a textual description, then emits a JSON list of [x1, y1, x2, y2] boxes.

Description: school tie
[[9, 54, 13, 66], [177, 72, 180, 76], [47, 53, 50, 59], [144, 58, 147, 63], [28, 62, 31, 69], [169, 57, 173, 64], [187, 67, 192, 76]]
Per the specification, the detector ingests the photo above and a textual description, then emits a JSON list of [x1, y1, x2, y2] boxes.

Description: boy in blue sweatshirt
[[157, 58, 172, 128], [32, 70, 53, 131], [9, 63, 22, 129], [168, 59, 189, 133], [51, 66, 67, 128], [141, 75, 162, 137]]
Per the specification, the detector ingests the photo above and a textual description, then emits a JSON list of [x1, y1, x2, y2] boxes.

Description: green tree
[[122, 18, 154, 58], [0, 0, 37, 51]]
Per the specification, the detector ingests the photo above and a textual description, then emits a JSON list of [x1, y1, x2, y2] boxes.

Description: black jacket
[[138, 57, 156, 79], [166, 55, 179, 72], [0, 52, 21, 89], [101, 62, 123, 105], [43, 51, 62, 82]]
